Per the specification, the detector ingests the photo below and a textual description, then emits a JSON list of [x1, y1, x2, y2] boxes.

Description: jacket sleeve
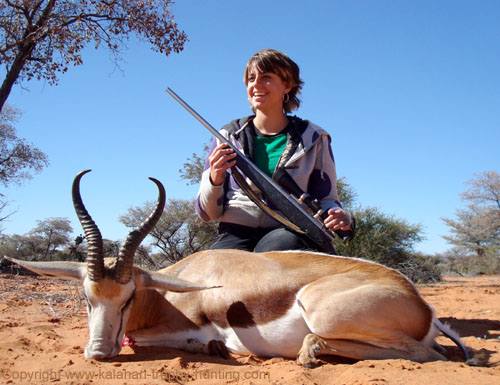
[[195, 138, 226, 222], [314, 133, 343, 212]]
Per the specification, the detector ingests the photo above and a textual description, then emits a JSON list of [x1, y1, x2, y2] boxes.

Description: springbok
[[5, 170, 469, 367]]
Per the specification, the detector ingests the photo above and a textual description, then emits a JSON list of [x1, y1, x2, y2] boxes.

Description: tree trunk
[[0, 0, 56, 112], [0, 44, 35, 112], [43, 230, 53, 261]]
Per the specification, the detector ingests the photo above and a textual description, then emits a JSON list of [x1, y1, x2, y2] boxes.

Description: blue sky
[[2, 0, 499, 255]]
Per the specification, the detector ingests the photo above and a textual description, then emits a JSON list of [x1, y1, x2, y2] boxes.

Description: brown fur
[[136, 250, 432, 341], [88, 259, 126, 299], [126, 289, 200, 333]]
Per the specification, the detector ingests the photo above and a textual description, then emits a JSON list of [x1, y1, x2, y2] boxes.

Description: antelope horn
[[72, 170, 105, 282], [114, 177, 166, 284]]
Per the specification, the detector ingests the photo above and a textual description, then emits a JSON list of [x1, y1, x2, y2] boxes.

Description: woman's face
[[246, 65, 291, 114]]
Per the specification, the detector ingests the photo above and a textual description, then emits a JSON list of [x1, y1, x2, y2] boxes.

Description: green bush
[[437, 249, 500, 276], [333, 207, 440, 283]]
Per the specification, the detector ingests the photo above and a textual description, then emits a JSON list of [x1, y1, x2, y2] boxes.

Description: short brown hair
[[244, 49, 304, 113]]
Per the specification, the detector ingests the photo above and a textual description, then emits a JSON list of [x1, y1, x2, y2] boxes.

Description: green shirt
[[254, 133, 288, 177]]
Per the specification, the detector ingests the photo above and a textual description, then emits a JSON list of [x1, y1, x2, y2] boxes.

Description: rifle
[[166, 88, 355, 253]]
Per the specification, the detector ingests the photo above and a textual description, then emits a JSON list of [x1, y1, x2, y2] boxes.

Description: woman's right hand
[[209, 143, 237, 186]]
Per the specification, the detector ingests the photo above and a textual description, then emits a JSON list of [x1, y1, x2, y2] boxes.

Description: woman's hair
[[244, 49, 304, 113]]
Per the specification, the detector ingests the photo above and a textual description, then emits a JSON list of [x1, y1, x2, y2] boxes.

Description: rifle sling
[[230, 167, 305, 235]]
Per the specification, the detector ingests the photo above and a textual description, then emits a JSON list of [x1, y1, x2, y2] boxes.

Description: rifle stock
[[273, 169, 355, 245], [166, 87, 354, 252]]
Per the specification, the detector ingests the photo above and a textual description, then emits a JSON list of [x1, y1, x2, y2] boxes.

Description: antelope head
[[5, 170, 216, 360]]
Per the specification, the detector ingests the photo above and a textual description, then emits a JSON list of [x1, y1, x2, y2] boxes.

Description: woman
[[195, 49, 352, 252]]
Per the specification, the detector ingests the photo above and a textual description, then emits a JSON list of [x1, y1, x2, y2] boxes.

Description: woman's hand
[[323, 208, 352, 231], [209, 143, 237, 186]]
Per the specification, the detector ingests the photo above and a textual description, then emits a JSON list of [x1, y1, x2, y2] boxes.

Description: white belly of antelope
[[222, 298, 310, 357]]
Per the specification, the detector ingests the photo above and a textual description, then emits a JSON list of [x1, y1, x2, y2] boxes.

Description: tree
[[120, 198, 218, 266], [179, 142, 210, 186], [442, 171, 500, 258], [334, 207, 423, 264], [336, 177, 357, 211], [0, 220, 129, 264], [332, 206, 440, 282], [0, 198, 15, 233], [462, 170, 500, 210], [66, 234, 84, 261], [0, 217, 73, 260], [27, 217, 73, 260], [0, 105, 48, 229], [436, 246, 500, 276], [0, 105, 48, 186], [0, 233, 34, 259], [119, 142, 218, 267], [0, 0, 187, 111]]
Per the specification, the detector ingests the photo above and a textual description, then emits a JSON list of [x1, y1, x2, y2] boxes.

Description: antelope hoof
[[297, 353, 321, 368], [297, 344, 321, 368], [297, 334, 326, 368], [208, 339, 230, 359]]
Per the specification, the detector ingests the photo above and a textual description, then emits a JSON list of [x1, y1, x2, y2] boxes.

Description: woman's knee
[[254, 228, 312, 252]]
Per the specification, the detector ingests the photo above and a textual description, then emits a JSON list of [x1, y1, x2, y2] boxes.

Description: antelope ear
[[4, 257, 86, 281], [136, 269, 222, 293]]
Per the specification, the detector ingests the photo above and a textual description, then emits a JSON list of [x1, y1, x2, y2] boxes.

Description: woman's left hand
[[323, 209, 352, 231]]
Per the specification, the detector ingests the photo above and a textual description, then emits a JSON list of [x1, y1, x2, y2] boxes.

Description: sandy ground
[[0, 273, 499, 385]]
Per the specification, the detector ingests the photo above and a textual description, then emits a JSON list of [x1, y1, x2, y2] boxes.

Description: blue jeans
[[210, 222, 325, 252]]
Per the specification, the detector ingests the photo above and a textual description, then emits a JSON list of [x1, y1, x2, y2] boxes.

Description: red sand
[[0, 274, 499, 385]]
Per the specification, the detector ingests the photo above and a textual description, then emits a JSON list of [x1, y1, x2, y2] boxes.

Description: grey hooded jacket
[[195, 115, 342, 229]]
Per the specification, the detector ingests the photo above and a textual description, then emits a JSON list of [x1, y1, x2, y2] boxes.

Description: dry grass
[[0, 274, 85, 318]]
